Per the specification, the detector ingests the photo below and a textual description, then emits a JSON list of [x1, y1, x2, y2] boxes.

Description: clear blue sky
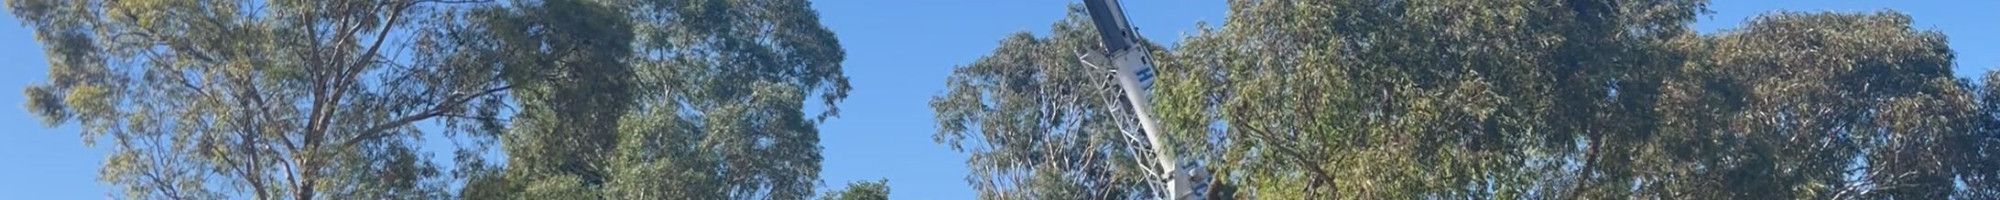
[[2, 1, 1996, 199]]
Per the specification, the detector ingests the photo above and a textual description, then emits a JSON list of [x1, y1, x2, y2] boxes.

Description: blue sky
[[3, 0, 1997, 199]]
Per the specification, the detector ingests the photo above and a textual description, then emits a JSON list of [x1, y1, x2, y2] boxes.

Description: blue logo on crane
[[1136, 66, 1156, 89]]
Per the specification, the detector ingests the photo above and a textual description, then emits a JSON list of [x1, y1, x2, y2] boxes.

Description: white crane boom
[[1080, 0, 1205, 199]]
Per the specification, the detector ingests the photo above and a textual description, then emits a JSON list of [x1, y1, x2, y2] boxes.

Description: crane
[[1080, 0, 1207, 199]]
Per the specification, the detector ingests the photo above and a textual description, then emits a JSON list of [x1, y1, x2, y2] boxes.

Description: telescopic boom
[[1081, 0, 1203, 199]]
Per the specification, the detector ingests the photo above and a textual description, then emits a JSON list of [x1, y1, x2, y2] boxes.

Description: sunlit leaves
[[940, 1, 1997, 199], [10, 0, 508, 199], [930, 6, 1160, 199], [458, 0, 850, 199]]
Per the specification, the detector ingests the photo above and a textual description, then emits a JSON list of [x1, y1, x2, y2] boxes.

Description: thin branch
[[340, 85, 512, 148], [1229, 112, 1339, 196], [316, 0, 437, 143], [311, 0, 405, 146], [1567, 131, 1605, 199], [440, 113, 507, 122]]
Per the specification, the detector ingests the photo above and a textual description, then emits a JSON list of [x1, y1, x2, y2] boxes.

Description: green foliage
[[10, 0, 849, 199], [930, 5, 1168, 199], [449, 0, 850, 199], [821, 179, 891, 200], [7, 0, 506, 199], [937, 1, 2000, 199]]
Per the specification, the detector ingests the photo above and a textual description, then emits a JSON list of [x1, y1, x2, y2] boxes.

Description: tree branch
[[312, 0, 408, 146], [340, 85, 512, 148], [1567, 131, 1605, 199], [1229, 110, 1339, 197]]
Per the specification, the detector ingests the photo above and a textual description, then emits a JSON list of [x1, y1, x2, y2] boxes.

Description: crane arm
[[1080, 0, 1205, 199]]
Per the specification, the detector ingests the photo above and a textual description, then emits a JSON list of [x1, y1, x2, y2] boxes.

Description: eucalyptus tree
[[820, 179, 891, 200], [940, 0, 2000, 199], [10, 0, 514, 199], [1961, 72, 2000, 199], [10, 0, 850, 199], [1665, 11, 1973, 199], [1148, 0, 1706, 198], [452, 0, 851, 199], [931, 6, 1168, 199]]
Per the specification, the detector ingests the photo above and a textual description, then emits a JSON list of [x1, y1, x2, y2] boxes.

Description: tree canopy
[[9, 0, 850, 199], [820, 179, 891, 200], [12, 0, 2000, 199], [934, 0, 2000, 199]]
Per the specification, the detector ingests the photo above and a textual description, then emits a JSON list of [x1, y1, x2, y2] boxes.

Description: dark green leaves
[[458, 0, 850, 199]]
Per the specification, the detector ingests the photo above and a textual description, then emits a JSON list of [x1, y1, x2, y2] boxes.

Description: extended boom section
[[1082, 0, 1207, 199]]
